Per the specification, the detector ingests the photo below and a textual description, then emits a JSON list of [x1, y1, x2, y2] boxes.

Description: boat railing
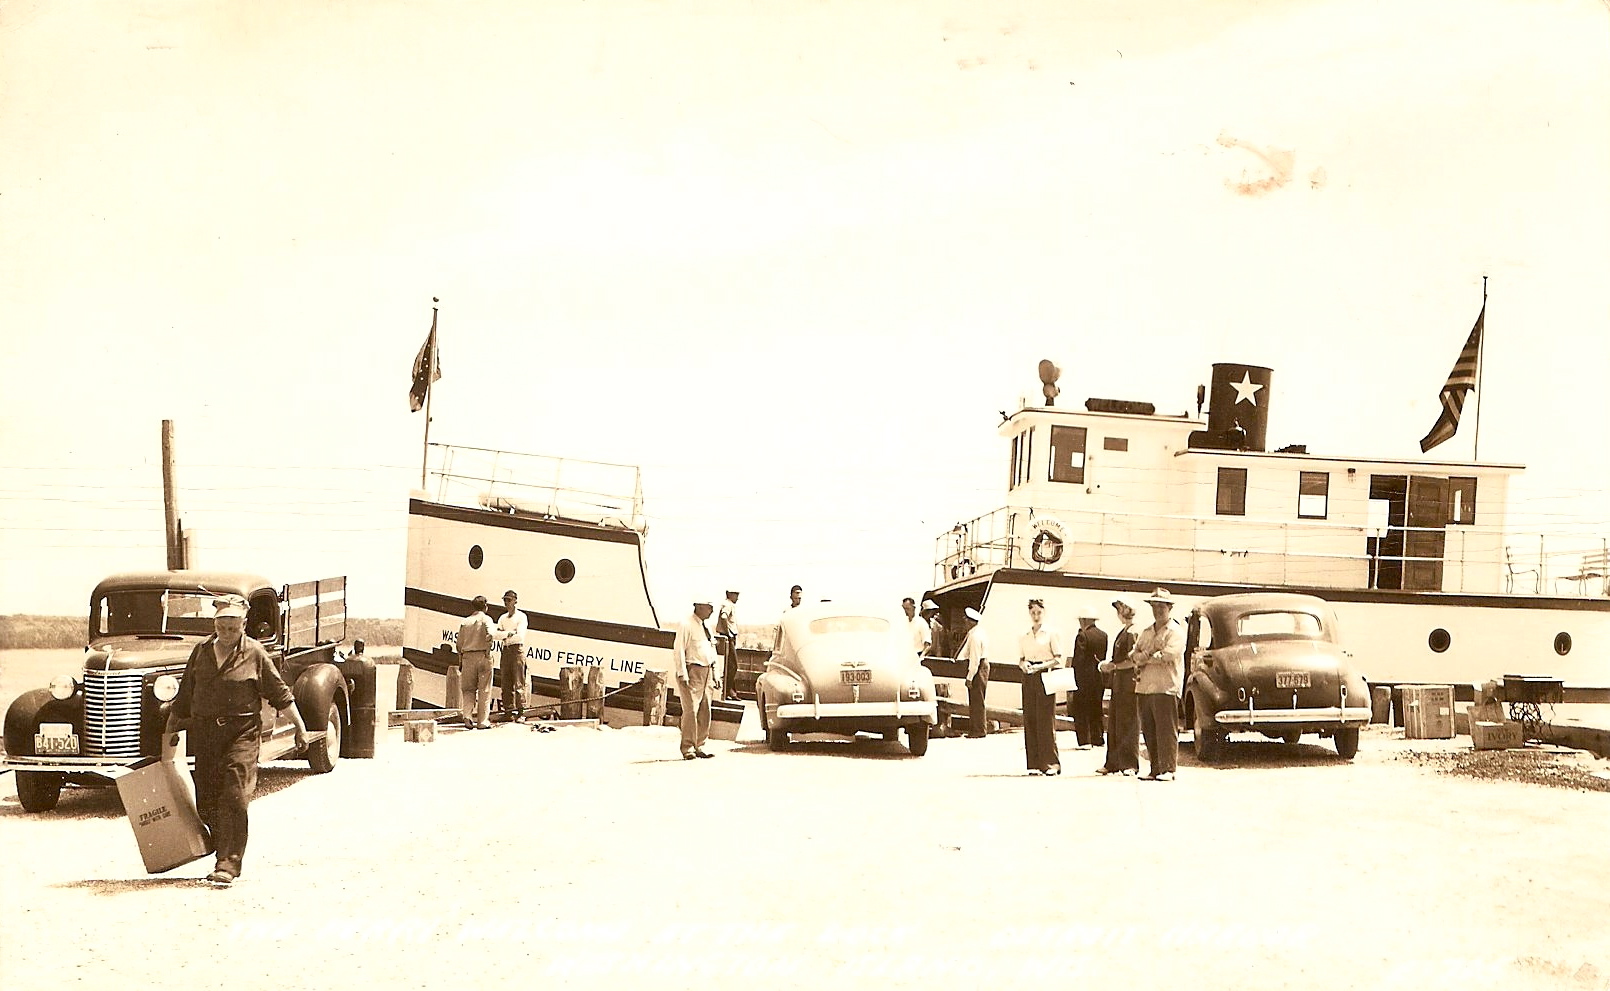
[[424, 443, 646, 531], [934, 506, 1607, 598]]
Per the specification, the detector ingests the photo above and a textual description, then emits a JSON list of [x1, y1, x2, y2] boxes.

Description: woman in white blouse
[[1017, 598, 1064, 775]]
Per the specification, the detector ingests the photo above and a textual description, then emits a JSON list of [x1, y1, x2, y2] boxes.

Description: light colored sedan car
[[1183, 592, 1372, 761], [756, 603, 939, 755]]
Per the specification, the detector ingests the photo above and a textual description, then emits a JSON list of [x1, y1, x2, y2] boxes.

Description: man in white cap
[[1069, 606, 1109, 750], [1132, 588, 1185, 781], [1097, 598, 1141, 775], [956, 606, 990, 738], [921, 599, 947, 659], [164, 594, 309, 886], [674, 600, 719, 759]]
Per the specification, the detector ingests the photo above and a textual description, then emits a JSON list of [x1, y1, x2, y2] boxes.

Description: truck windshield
[[97, 590, 219, 637]]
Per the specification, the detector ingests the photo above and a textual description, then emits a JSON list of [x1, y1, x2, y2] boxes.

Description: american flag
[[409, 308, 441, 413], [1418, 303, 1483, 453]]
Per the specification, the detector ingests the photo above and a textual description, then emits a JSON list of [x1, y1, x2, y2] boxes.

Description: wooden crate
[[1402, 685, 1455, 740], [1471, 720, 1524, 751]]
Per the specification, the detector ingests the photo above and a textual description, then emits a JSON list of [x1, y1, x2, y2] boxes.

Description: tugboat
[[923, 360, 1610, 709]]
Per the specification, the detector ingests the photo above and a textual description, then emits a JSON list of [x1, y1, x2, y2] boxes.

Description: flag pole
[[1472, 276, 1486, 461], [421, 298, 439, 489]]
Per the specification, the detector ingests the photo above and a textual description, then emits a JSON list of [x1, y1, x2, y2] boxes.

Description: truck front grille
[[82, 670, 145, 758]]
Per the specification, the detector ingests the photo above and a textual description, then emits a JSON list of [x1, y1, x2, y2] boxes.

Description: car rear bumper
[[1212, 705, 1373, 727], [775, 700, 937, 722]]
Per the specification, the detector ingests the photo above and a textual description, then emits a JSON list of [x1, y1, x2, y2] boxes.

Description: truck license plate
[[841, 669, 872, 684], [1275, 672, 1311, 689], [35, 723, 79, 756]]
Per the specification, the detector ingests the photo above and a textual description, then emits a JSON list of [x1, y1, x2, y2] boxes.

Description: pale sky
[[3, 0, 1607, 619]]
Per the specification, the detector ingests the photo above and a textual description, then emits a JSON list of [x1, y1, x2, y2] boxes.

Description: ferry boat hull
[[401, 454, 746, 736]]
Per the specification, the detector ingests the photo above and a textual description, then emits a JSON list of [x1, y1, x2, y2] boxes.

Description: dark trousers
[[1072, 671, 1105, 747], [500, 644, 527, 718], [1103, 675, 1140, 772], [967, 663, 990, 736], [718, 636, 738, 699], [1139, 692, 1179, 776], [190, 713, 260, 878], [1021, 671, 1060, 772]]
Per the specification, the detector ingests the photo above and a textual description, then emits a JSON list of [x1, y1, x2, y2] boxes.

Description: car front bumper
[[0, 755, 152, 780], [1211, 705, 1373, 727], [774, 700, 938, 722]]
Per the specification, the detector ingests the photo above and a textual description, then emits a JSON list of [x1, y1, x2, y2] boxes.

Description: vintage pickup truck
[[2, 571, 360, 812]]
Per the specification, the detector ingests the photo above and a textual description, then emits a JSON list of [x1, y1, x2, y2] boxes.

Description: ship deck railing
[[424, 443, 647, 532], [934, 506, 1608, 598]]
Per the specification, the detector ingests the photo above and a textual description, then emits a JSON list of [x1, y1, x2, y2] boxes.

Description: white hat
[[1144, 588, 1177, 607], [1077, 603, 1101, 619], [920, 598, 939, 611], [964, 607, 983, 622], [212, 595, 248, 619]]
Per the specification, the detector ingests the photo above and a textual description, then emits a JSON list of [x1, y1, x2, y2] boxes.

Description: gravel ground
[[3, 719, 1608, 991]]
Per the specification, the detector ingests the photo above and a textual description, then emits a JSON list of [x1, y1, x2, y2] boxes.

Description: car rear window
[[1235, 611, 1324, 640], [809, 616, 891, 636]]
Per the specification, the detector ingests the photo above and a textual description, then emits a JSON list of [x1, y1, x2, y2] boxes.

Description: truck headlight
[[153, 675, 180, 702], [49, 674, 77, 700]]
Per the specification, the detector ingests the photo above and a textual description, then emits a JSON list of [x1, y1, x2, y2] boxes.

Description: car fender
[[4, 689, 82, 757], [1186, 672, 1232, 717], [293, 663, 348, 731]]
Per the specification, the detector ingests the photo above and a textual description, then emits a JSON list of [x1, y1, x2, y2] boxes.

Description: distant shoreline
[[0, 616, 405, 651]]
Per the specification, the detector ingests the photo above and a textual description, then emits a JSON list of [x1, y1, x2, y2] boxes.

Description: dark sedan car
[[755, 603, 938, 755], [1182, 592, 1371, 761]]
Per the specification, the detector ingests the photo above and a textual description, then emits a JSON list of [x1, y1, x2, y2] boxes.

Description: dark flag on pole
[[1418, 302, 1484, 453], [409, 310, 441, 413]]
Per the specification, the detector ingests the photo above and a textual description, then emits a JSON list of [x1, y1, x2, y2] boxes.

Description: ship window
[[1103, 436, 1128, 452], [1049, 425, 1087, 483], [1428, 628, 1451, 653], [555, 559, 576, 583], [1298, 472, 1329, 519], [1554, 632, 1572, 656], [1010, 428, 1035, 490], [1447, 476, 1477, 525], [468, 545, 485, 569], [1216, 467, 1247, 516]]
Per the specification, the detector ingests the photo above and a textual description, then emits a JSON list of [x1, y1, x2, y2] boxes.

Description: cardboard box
[[1402, 685, 1455, 740], [115, 760, 212, 874], [1472, 720, 1525, 751]]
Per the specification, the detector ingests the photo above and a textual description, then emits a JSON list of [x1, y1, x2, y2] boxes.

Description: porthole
[[468, 545, 484, 570], [1554, 632, 1572, 656], [555, 558, 576, 583], [1428, 628, 1451, 653]]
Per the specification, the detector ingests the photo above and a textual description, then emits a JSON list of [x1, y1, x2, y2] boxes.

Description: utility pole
[[161, 420, 186, 569]]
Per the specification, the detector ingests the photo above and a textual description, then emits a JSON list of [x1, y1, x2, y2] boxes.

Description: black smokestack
[[1189, 363, 1273, 451]]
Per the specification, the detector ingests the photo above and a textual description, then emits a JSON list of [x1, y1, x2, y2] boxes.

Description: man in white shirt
[[674, 600, 719, 760], [902, 597, 931, 659], [957, 606, 990, 738], [716, 590, 740, 701], [497, 589, 529, 722]]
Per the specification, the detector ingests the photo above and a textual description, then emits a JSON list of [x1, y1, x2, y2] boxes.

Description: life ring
[[1028, 517, 1067, 567]]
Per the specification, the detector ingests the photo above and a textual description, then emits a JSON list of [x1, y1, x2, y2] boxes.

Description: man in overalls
[[165, 594, 308, 886]]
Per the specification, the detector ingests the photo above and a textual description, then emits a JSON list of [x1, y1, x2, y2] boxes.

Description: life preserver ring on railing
[[1028, 516, 1068, 567]]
